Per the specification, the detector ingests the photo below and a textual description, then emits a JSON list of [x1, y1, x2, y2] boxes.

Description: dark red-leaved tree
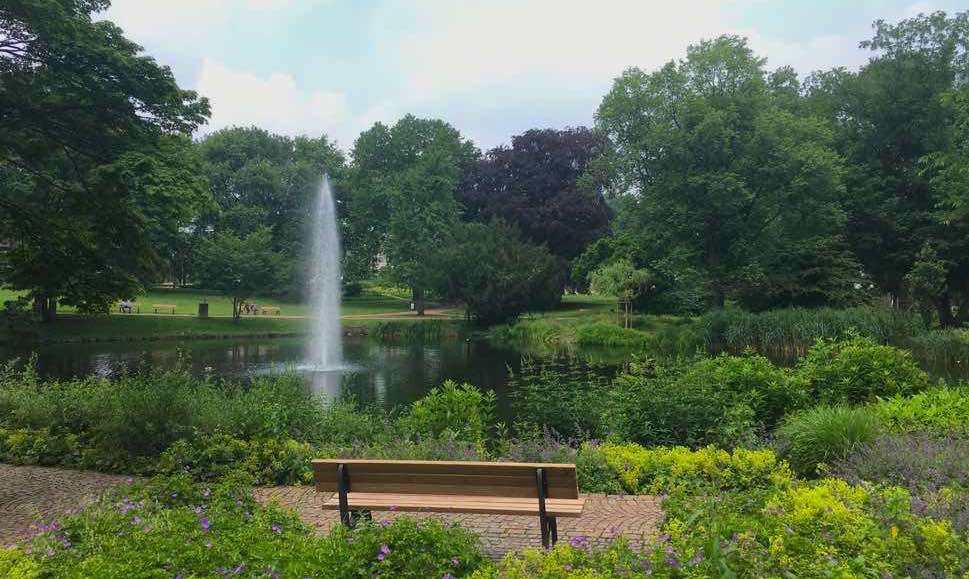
[[459, 127, 612, 261]]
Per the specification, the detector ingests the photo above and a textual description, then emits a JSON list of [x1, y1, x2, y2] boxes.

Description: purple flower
[[271, 524, 282, 535], [131, 516, 143, 525], [45, 547, 55, 557], [688, 553, 704, 566], [377, 554, 385, 561], [380, 544, 391, 555], [200, 517, 210, 532], [641, 558, 653, 574], [451, 557, 460, 566], [379, 518, 390, 527], [202, 488, 211, 498], [195, 505, 205, 514], [442, 574, 454, 579], [569, 534, 588, 549]]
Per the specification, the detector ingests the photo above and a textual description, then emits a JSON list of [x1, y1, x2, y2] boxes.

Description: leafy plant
[[398, 381, 496, 449], [776, 405, 882, 477], [796, 333, 930, 404], [871, 386, 969, 435]]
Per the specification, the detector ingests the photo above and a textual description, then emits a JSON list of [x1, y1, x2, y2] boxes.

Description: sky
[[101, 0, 964, 152]]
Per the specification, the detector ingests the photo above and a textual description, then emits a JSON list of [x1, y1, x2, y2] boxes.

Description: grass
[[0, 288, 411, 318]]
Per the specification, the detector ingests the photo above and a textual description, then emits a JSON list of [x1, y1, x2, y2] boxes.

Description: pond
[[0, 337, 567, 420]]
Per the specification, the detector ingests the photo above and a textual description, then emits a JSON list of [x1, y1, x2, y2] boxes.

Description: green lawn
[[0, 288, 412, 318]]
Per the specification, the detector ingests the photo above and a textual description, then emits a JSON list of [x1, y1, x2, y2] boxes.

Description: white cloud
[[391, 0, 728, 101], [196, 58, 354, 143]]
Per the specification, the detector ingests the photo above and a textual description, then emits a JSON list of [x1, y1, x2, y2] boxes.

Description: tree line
[[1, 2, 967, 326]]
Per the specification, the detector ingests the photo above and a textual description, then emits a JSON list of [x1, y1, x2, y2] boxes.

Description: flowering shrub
[[795, 333, 930, 404], [10, 473, 484, 578], [596, 443, 792, 495]]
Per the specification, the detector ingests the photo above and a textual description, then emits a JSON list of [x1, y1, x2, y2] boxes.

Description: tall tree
[[0, 0, 210, 319], [806, 11, 969, 325], [346, 115, 478, 314], [194, 227, 284, 321], [459, 128, 612, 262], [196, 127, 345, 296], [597, 36, 858, 310]]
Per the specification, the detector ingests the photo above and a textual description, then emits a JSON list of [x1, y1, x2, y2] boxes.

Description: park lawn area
[[0, 288, 413, 318], [9, 314, 309, 341]]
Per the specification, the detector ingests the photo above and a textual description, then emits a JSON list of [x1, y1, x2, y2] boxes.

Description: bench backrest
[[312, 459, 578, 499]]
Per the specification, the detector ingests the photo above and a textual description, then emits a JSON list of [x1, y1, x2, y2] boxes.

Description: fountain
[[305, 174, 343, 395]]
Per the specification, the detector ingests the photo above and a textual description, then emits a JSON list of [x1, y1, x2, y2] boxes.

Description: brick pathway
[[0, 464, 131, 544], [254, 486, 663, 559], [0, 464, 664, 560]]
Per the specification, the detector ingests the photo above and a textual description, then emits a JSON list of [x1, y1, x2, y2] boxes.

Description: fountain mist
[[306, 174, 343, 370]]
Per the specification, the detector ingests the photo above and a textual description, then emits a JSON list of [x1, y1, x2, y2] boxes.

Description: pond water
[[0, 337, 548, 419]]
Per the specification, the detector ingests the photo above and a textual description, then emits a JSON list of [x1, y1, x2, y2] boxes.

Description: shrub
[[905, 328, 969, 370], [158, 434, 315, 485], [12, 474, 486, 578], [796, 333, 930, 404], [472, 541, 660, 578], [603, 354, 802, 448], [510, 357, 611, 438], [398, 381, 496, 449], [776, 405, 882, 477], [871, 386, 969, 435], [596, 443, 792, 495]]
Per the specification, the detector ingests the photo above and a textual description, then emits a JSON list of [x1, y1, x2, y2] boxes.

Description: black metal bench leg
[[337, 463, 351, 527], [549, 517, 558, 545], [536, 467, 552, 549]]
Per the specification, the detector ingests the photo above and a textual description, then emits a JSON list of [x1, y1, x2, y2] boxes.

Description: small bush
[[510, 357, 611, 439], [776, 405, 882, 477], [871, 386, 969, 435], [603, 354, 802, 448], [596, 443, 792, 495], [796, 333, 930, 404], [398, 381, 496, 449]]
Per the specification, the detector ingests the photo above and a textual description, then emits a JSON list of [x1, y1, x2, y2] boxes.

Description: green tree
[[589, 259, 652, 328], [806, 11, 969, 325], [0, 0, 210, 320], [194, 227, 284, 320], [597, 36, 857, 311], [197, 127, 345, 296], [346, 115, 478, 314], [437, 221, 563, 323]]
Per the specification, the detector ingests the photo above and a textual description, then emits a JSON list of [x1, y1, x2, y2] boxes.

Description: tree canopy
[[0, 0, 210, 319]]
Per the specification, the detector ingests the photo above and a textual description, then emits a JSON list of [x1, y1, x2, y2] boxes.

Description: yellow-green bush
[[0, 548, 39, 579], [598, 443, 792, 494], [871, 386, 969, 435]]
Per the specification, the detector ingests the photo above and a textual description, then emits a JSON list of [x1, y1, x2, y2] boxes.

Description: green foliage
[[871, 386, 969, 435], [157, 434, 315, 485], [510, 357, 611, 439], [398, 381, 496, 449], [603, 354, 803, 448], [596, 443, 792, 495], [438, 221, 564, 323], [699, 305, 925, 354], [589, 259, 652, 328], [598, 36, 857, 310], [194, 227, 286, 319], [11, 473, 484, 578], [0, 2, 210, 318], [472, 541, 658, 579], [776, 405, 882, 477], [796, 333, 930, 404], [905, 329, 969, 373]]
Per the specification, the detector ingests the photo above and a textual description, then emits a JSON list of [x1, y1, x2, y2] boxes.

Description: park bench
[[260, 305, 281, 315], [312, 459, 584, 548], [152, 304, 176, 314]]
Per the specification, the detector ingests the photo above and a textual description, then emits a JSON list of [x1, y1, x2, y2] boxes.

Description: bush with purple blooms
[[4, 472, 484, 578]]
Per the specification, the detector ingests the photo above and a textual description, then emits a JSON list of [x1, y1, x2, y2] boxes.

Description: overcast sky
[[102, 0, 963, 151]]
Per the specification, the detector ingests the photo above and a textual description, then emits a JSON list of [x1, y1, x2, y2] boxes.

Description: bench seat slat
[[321, 492, 585, 517], [315, 480, 577, 499]]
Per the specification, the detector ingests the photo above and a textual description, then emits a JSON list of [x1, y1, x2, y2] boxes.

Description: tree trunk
[[35, 295, 56, 322], [232, 297, 240, 322], [413, 286, 425, 316], [624, 301, 631, 329], [936, 292, 955, 328]]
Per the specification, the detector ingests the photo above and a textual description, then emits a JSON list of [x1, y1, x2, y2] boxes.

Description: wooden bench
[[152, 304, 176, 314], [260, 306, 281, 315], [312, 459, 584, 547]]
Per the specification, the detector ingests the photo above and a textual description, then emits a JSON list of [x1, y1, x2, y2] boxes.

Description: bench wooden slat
[[320, 492, 585, 517], [312, 459, 579, 499]]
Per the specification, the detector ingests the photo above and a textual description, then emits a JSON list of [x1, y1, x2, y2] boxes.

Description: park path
[[0, 464, 663, 560], [254, 486, 663, 560], [0, 464, 131, 544]]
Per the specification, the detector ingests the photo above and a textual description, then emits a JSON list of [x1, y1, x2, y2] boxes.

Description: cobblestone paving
[[0, 464, 131, 544], [255, 486, 664, 559]]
